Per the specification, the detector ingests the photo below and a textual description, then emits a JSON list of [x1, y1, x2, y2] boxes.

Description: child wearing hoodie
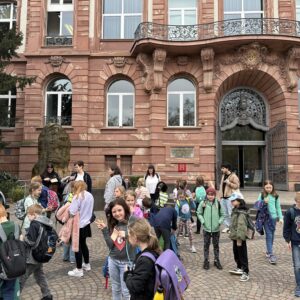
[[228, 192, 250, 282], [197, 187, 224, 270], [19, 204, 53, 300], [283, 192, 300, 297]]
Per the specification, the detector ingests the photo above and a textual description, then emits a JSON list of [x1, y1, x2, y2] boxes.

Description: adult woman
[[144, 164, 160, 202], [41, 163, 61, 193], [104, 165, 123, 210], [67, 181, 94, 277], [23, 182, 42, 231]]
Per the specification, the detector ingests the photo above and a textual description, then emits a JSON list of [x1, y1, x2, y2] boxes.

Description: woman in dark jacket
[[41, 162, 61, 193], [124, 218, 161, 300]]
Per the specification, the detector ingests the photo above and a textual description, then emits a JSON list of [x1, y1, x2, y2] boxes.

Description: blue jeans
[[63, 243, 75, 263], [264, 218, 276, 254], [108, 257, 130, 300], [221, 198, 232, 227], [0, 279, 16, 300], [292, 244, 300, 287]]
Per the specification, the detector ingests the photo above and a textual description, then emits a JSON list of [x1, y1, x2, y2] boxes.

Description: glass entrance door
[[222, 145, 264, 188]]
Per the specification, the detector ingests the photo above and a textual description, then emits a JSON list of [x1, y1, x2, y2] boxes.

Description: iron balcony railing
[[45, 36, 73, 46], [134, 18, 300, 42]]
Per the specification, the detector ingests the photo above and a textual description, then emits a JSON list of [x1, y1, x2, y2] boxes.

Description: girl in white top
[[23, 182, 42, 230], [144, 164, 160, 202]]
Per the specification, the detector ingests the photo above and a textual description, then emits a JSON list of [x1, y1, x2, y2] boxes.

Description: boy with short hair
[[20, 204, 53, 300], [283, 192, 300, 297]]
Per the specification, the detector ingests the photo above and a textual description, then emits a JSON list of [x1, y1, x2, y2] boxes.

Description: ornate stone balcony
[[45, 36, 73, 47], [135, 18, 300, 41]]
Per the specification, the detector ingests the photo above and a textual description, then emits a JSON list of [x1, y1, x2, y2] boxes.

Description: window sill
[[163, 126, 201, 131], [101, 128, 138, 133], [0, 127, 15, 132]]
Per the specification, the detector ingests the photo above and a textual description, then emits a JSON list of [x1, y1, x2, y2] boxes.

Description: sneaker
[[41, 296, 53, 300], [229, 268, 243, 275], [70, 261, 76, 264], [195, 231, 201, 234], [191, 223, 196, 228], [184, 234, 189, 239], [269, 254, 277, 264], [68, 268, 83, 277], [179, 233, 183, 237], [265, 252, 270, 258], [191, 246, 197, 253], [222, 227, 230, 233], [82, 263, 91, 271], [203, 260, 210, 270], [214, 260, 223, 270], [295, 286, 300, 297], [240, 272, 250, 282]]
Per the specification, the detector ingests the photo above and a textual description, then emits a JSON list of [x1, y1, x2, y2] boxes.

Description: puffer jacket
[[229, 207, 248, 241]]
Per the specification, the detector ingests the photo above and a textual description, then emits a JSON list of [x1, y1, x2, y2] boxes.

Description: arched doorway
[[218, 88, 268, 188]]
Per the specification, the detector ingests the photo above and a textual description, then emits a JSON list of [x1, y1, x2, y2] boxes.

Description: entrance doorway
[[222, 145, 264, 188]]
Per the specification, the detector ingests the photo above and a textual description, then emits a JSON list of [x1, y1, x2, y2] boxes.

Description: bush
[[8, 185, 26, 202], [128, 175, 142, 188]]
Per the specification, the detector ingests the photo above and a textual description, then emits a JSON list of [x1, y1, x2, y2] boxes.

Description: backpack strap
[[0, 224, 7, 243], [290, 207, 296, 222], [13, 223, 19, 240], [32, 225, 44, 250], [141, 252, 156, 263]]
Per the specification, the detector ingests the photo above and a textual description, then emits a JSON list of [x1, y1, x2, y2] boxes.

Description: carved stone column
[[201, 48, 215, 92]]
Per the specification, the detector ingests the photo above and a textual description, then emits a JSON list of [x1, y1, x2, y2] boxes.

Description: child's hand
[[264, 197, 269, 204], [95, 219, 107, 230], [287, 242, 291, 250], [118, 230, 126, 239], [278, 219, 283, 225]]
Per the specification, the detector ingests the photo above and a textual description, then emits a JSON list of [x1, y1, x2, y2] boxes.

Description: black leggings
[[75, 225, 91, 269]]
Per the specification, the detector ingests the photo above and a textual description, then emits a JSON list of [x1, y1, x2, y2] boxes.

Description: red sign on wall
[[178, 163, 186, 172]]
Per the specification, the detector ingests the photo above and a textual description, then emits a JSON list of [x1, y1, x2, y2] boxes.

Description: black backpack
[[32, 224, 58, 263], [0, 223, 26, 279]]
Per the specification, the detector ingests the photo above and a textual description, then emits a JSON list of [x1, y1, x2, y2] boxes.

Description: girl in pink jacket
[[125, 190, 143, 219]]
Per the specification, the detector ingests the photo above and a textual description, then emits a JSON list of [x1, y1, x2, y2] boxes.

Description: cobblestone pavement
[[19, 210, 297, 300]]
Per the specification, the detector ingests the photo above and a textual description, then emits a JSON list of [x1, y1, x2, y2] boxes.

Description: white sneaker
[[191, 246, 197, 253], [82, 263, 91, 271], [229, 268, 244, 275], [222, 227, 230, 233], [240, 272, 250, 282], [68, 268, 83, 277]]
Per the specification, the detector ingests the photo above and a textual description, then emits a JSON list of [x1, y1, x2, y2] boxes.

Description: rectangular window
[[0, 3, 16, 31], [105, 155, 117, 169], [121, 155, 132, 175], [46, 0, 73, 46], [297, 0, 300, 21], [102, 0, 142, 39], [0, 90, 16, 128]]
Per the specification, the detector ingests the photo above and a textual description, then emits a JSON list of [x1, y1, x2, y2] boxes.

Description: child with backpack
[[125, 190, 143, 218], [228, 192, 250, 282], [193, 176, 207, 234], [283, 192, 300, 297], [20, 204, 55, 300], [124, 218, 161, 300], [197, 187, 224, 270], [255, 180, 283, 264], [95, 198, 136, 300], [176, 190, 197, 253], [155, 181, 168, 209]]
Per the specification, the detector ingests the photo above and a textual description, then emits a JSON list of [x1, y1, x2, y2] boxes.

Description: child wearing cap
[[283, 192, 300, 297], [228, 192, 250, 282], [197, 187, 224, 270]]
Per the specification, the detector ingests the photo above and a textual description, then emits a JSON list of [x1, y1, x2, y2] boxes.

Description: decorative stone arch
[[104, 74, 136, 93], [219, 87, 269, 132]]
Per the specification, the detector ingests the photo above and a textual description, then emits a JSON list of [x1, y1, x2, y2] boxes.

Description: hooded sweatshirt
[[283, 205, 300, 245], [24, 215, 54, 264], [104, 175, 123, 205], [229, 207, 249, 241]]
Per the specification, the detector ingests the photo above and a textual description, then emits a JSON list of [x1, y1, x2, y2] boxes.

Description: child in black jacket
[[124, 218, 161, 300]]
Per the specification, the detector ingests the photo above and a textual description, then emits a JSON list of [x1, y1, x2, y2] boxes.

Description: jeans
[[203, 231, 220, 261], [108, 257, 130, 300], [63, 243, 75, 263], [0, 279, 16, 300], [233, 240, 249, 274], [20, 263, 51, 298], [264, 218, 276, 254], [221, 198, 232, 227], [154, 227, 171, 250], [292, 244, 300, 287]]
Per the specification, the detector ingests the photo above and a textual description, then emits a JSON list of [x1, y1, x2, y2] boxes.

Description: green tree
[[0, 27, 35, 92]]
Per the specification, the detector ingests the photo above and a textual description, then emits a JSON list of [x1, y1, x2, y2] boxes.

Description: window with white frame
[[297, 0, 300, 20], [45, 78, 72, 125], [102, 0, 143, 39], [107, 80, 134, 127], [167, 78, 196, 127], [46, 0, 73, 44], [0, 88, 16, 127], [168, 0, 197, 25], [224, 0, 263, 35], [0, 3, 16, 31]]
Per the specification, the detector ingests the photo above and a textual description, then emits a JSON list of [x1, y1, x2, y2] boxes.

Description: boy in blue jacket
[[176, 190, 196, 253], [283, 192, 300, 297]]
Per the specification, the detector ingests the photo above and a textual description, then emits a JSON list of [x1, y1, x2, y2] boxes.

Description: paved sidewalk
[[17, 209, 297, 300]]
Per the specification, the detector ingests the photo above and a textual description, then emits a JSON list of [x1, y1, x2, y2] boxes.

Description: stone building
[[1, 0, 300, 190]]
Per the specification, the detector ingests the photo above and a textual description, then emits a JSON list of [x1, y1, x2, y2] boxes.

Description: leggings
[[75, 226, 90, 269]]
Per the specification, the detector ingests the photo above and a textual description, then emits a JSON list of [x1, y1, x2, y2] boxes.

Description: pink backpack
[[142, 249, 190, 300], [47, 190, 59, 211]]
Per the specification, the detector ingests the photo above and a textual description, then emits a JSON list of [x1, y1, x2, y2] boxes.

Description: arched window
[[167, 78, 196, 127], [0, 88, 16, 127], [107, 80, 134, 127], [45, 77, 72, 125]]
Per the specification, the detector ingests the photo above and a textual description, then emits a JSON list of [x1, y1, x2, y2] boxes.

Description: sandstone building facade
[[1, 0, 300, 190]]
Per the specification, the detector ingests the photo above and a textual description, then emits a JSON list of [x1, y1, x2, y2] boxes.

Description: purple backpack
[[141, 249, 190, 300]]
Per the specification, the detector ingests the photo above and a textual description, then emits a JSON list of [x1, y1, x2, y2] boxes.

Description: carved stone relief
[[201, 48, 214, 92], [46, 56, 67, 68], [107, 56, 132, 69]]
